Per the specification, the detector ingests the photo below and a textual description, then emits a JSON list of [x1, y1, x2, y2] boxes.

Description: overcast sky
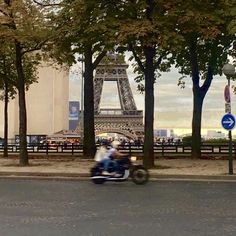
[[69, 57, 235, 136]]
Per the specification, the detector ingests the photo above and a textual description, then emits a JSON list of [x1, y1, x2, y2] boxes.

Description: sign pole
[[229, 129, 233, 174], [222, 63, 235, 175], [227, 77, 233, 175]]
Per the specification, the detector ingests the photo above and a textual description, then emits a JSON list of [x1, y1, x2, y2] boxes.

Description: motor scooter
[[90, 156, 149, 185]]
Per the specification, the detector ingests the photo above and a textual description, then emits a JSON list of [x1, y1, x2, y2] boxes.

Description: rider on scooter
[[102, 140, 127, 176]]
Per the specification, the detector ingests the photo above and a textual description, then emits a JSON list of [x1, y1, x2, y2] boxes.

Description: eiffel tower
[[94, 53, 144, 140]]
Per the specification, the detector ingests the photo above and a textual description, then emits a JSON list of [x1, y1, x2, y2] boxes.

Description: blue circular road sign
[[221, 114, 236, 130]]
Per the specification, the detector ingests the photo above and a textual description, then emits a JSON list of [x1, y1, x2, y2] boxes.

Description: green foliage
[[182, 135, 206, 145], [0, 0, 54, 52], [177, 75, 186, 89], [110, 1, 179, 92], [0, 55, 17, 101], [0, 52, 39, 96], [182, 136, 192, 145], [225, 1, 236, 35], [100, 53, 125, 65], [203, 139, 228, 145], [49, 0, 117, 65], [0, 0, 52, 91], [167, 0, 234, 76]]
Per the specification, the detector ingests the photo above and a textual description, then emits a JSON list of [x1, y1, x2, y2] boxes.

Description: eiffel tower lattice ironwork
[[94, 53, 144, 140]]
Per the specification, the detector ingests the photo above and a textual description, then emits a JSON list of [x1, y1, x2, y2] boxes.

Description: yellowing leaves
[[118, 19, 157, 43]]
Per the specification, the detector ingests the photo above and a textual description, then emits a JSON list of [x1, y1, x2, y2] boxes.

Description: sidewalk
[[0, 157, 236, 181]]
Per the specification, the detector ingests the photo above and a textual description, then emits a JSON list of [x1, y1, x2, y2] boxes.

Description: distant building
[[206, 130, 225, 139], [0, 62, 69, 140], [154, 129, 174, 138]]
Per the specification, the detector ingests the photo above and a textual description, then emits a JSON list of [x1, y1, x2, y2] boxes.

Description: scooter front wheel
[[131, 167, 149, 185]]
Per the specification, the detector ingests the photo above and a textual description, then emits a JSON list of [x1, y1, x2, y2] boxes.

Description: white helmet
[[111, 140, 120, 148]]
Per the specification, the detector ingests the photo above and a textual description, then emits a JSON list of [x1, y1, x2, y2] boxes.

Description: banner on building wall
[[69, 101, 80, 130]]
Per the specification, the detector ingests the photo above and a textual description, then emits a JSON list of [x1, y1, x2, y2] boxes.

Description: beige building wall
[[0, 63, 69, 140]]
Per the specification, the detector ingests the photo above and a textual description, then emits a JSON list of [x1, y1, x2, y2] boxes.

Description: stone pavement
[[0, 156, 236, 181]]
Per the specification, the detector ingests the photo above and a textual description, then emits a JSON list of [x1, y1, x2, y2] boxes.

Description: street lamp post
[[222, 63, 235, 175], [78, 55, 84, 142]]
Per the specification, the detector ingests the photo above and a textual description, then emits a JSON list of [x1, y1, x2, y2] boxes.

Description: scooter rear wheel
[[131, 167, 149, 185], [90, 167, 106, 184], [91, 178, 106, 184]]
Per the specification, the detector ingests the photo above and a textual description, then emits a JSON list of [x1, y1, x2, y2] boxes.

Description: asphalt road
[[0, 179, 235, 236]]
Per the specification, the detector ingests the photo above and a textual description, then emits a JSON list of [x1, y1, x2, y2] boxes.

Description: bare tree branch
[[129, 43, 145, 73], [201, 65, 213, 93], [32, 0, 62, 7], [153, 52, 166, 70], [0, 8, 9, 17], [21, 38, 49, 55], [92, 50, 107, 70]]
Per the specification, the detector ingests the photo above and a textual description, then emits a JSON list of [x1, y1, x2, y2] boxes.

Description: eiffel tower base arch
[[95, 114, 144, 140]]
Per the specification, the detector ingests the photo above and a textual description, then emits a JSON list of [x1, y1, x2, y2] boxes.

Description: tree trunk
[[191, 86, 204, 158], [190, 37, 213, 159], [83, 46, 96, 158], [3, 81, 8, 158], [15, 42, 29, 166], [143, 46, 155, 168]]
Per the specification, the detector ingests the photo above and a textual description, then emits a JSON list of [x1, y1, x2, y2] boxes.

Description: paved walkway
[[0, 156, 236, 181]]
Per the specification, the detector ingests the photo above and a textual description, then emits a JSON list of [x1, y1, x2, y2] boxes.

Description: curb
[[151, 174, 236, 180], [0, 171, 89, 177], [0, 172, 235, 182], [0, 172, 89, 181], [150, 174, 236, 182]]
